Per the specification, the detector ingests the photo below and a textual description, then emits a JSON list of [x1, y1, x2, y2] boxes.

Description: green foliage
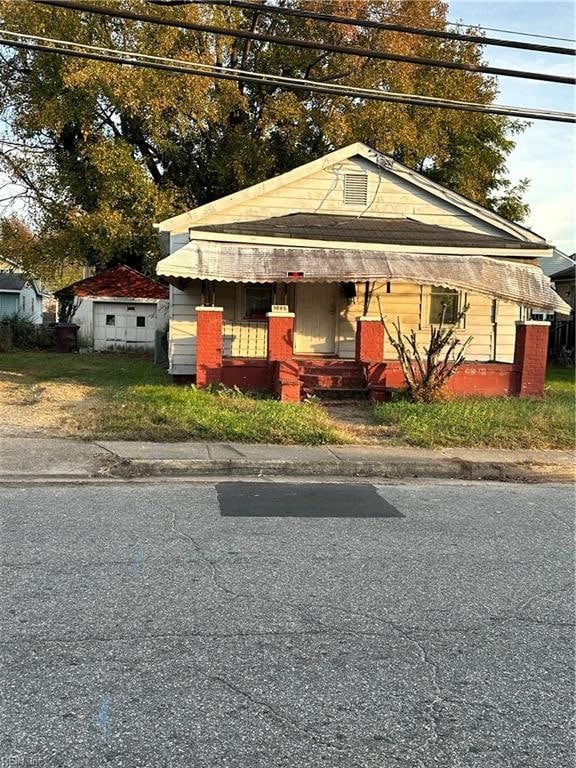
[[98, 384, 346, 444], [0, 0, 528, 283], [0, 313, 41, 349], [371, 367, 575, 449]]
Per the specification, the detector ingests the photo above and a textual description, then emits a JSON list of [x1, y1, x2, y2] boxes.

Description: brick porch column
[[513, 320, 550, 397], [355, 317, 387, 403], [355, 317, 384, 363], [195, 306, 223, 387], [267, 310, 295, 362]]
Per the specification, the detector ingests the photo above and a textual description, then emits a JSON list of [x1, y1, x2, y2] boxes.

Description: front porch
[[194, 304, 551, 402]]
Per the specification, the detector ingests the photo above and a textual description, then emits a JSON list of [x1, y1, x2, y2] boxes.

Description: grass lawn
[[1, 352, 574, 448], [371, 366, 575, 450], [0, 352, 348, 445]]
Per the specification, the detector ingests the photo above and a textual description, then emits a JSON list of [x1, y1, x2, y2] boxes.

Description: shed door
[[93, 303, 157, 351], [94, 302, 127, 351], [294, 284, 337, 355]]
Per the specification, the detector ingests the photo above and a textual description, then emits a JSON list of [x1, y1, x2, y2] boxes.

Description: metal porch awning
[[157, 240, 570, 314]]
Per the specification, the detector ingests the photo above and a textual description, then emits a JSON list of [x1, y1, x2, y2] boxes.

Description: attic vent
[[343, 174, 368, 206]]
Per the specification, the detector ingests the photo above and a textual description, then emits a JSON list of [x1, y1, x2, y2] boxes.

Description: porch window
[[244, 284, 273, 320], [429, 286, 459, 325]]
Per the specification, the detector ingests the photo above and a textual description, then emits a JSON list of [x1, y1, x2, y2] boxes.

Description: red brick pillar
[[355, 317, 384, 363], [267, 311, 295, 362], [196, 306, 223, 387], [355, 317, 387, 402], [267, 310, 297, 398], [513, 321, 550, 397]]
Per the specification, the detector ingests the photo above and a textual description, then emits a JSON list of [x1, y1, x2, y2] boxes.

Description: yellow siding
[[495, 301, 522, 362], [196, 157, 507, 237]]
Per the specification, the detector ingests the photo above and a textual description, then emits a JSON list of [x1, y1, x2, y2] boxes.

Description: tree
[[0, 0, 529, 285]]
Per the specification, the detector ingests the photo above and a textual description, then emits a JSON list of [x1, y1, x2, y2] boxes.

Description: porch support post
[[267, 311, 299, 401], [355, 316, 384, 363], [513, 320, 550, 397], [267, 311, 295, 362], [195, 306, 223, 387], [356, 316, 387, 403]]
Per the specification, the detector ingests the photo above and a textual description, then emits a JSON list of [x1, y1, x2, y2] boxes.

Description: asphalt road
[[0, 481, 574, 768]]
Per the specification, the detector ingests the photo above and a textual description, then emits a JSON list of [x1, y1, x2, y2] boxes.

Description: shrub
[[0, 313, 54, 350]]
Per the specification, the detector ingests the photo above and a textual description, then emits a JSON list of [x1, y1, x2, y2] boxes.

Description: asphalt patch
[[216, 482, 404, 518]]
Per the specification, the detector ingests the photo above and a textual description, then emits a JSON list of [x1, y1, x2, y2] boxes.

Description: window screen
[[344, 174, 368, 205], [429, 287, 459, 325], [244, 284, 273, 319]]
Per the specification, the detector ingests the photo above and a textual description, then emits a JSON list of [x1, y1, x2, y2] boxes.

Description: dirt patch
[[0, 377, 99, 437], [321, 401, 403, 445]]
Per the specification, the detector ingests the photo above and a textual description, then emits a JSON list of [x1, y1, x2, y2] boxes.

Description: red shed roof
[[55, 265, 169, 299]]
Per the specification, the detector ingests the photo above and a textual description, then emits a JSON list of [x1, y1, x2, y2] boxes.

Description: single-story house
[[155, 142, 569, 401], [55, 264, 169, 352], [0, 271, 44, 324]]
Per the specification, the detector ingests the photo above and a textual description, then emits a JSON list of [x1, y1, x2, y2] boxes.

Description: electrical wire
[[1, 29, 574, 123], [28, 0, 576, 86], [144, 0, 576, 52]]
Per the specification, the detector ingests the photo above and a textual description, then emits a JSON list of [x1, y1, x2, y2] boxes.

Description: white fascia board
[[186, 230, 552, 258]]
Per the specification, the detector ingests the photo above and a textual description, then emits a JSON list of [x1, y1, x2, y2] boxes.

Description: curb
[[102, 456, 575, 484]]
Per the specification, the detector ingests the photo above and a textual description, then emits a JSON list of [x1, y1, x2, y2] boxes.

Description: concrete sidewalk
[[0, 436, 574, 483]]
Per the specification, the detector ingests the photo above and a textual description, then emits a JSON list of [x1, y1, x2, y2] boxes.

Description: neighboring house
[[548, 264, 575, 361], [155, 142, 569, 401], [54, 265, 169, 352], [0, 271, 44, 324], [538, 248, 575, 278]]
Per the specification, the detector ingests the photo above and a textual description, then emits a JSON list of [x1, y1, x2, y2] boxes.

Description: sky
[[448, 0, 576, 255]]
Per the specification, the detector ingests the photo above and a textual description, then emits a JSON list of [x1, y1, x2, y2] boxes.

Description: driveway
[[0, 481, 573, 767]]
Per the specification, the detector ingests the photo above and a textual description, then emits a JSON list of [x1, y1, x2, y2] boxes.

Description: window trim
[[423, 285, 463, 328]]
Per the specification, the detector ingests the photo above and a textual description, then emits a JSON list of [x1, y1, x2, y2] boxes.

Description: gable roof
[[190, 213, 546, 252], [54, 264, 169, 299], [156, 142, 546, 244], [0, 271, 42, 296]]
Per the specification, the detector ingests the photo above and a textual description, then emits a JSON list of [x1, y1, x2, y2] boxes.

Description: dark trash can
[[54, 323, 79, 353]]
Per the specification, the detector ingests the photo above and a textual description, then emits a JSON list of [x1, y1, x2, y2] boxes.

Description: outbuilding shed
[[55, 265, 169, 352]]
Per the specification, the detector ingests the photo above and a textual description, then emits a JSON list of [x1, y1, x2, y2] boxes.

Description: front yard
[[0, 352, 573, 448]]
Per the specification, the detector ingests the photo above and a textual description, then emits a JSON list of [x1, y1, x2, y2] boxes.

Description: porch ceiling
[[157, 241, 570, 314]]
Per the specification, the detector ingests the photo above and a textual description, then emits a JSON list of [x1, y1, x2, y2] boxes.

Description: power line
[[28, 0, 576, 86], [1, 30, 574, 124], [145, 0, 576, 52]]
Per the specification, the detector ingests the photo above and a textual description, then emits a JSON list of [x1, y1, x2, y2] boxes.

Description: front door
[[294, 283, 337, 355]]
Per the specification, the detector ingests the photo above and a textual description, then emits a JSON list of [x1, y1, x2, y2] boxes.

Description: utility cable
[[28, 0, 576, 85], [1, 30, 574, 123], [145, 0, 576, 53]]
